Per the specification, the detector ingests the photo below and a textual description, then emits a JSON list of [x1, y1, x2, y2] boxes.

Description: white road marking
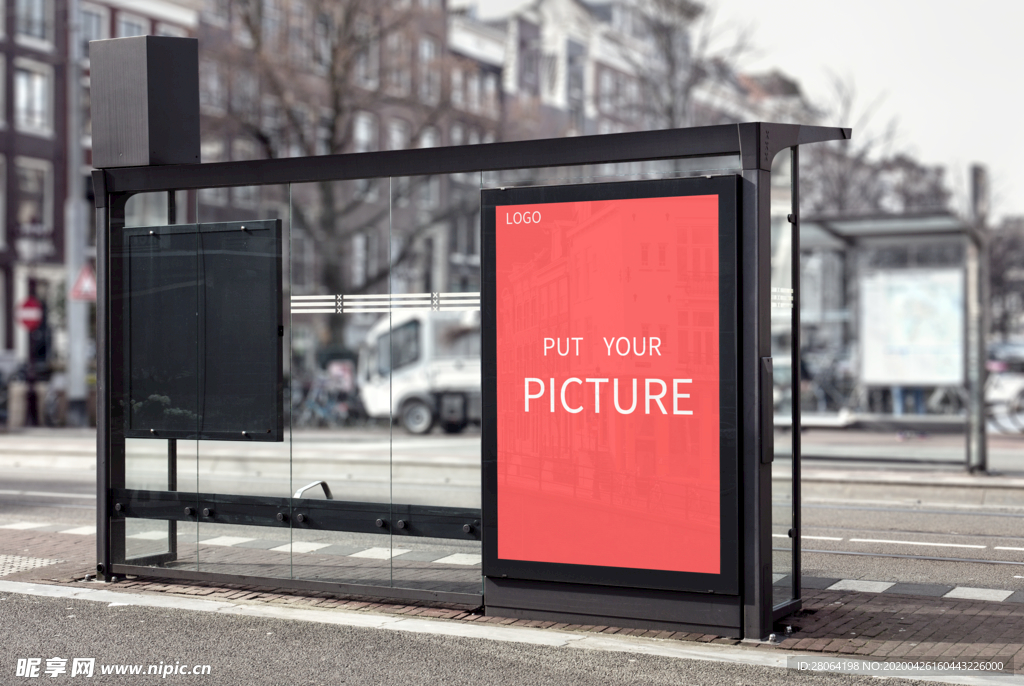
[[269, 542, 331, 554], [127, 531, 166, 540], [432, 554, 481, 566], [0, 490, 94, 499], [350, 547, 411, 560], [996, 547, 1024, 552], [59, 526, 96, 535], [827, 580, 894, 593], [848, 538, 986, 549], [0, 522, 47, 530], [943, 587, 1014, 602], [772, 534, 842, 541], [199, 536, 255, 547]]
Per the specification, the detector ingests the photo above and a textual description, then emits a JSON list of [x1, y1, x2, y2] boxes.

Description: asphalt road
[[0, 591, 937, 686]]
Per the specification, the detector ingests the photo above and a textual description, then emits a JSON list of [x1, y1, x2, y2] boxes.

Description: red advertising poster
[[495, 192, 720, 575]]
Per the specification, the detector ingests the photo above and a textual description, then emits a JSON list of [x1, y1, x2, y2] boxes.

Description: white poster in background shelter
[[860, 269, 964, 386]]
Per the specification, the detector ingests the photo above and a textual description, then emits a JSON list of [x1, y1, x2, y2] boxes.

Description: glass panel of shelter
[[120, 191, 197, 572], [288, 179, 394, 588], [388, 174, 483, 596], [770, 149, 797, 608], [193, 184, 294, 581]]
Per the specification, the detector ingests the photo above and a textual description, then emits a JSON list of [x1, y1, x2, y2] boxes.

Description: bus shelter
[[798, 212, 988, 471], [92, 35, 850, 639]]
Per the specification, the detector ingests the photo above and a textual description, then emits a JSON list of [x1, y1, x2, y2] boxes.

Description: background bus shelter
[[795, 212, 987, 471]]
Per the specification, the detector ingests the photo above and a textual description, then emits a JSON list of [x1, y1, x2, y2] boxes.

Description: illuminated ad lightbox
[[482, 176, 740, 594]]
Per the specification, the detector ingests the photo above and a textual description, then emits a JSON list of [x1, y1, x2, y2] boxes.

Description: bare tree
[[207, 0, 465, 296], [797, 76, 948, 217], [200, 1, 493, 355], [611, 0, 755, 130]]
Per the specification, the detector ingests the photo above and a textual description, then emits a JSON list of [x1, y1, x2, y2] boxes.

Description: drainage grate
[[0, 554, 62, 577]]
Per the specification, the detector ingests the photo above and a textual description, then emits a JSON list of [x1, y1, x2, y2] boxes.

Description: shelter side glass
[[770, 149, 796, 607], [288, 179, 392, 588], [389, 175, 482, 595], [120, 191, 197, 570], [194, 184, 293, 580]]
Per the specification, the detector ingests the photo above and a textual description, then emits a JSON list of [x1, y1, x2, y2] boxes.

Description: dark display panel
[[122, 219, 282, 441]]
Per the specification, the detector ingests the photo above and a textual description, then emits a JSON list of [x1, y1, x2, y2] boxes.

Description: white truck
[[357, 310, 482, 434]]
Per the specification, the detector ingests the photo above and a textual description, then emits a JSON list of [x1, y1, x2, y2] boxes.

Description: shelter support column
[[966, 234, 987, 473]]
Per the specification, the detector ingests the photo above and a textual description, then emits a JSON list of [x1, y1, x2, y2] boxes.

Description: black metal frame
[[95, 122, 850, 637], [480, 176, 741, 595]]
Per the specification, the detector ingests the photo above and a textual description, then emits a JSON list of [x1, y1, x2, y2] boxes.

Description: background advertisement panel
[[483, 177, 740, 592], [860, 268, 965, 386]]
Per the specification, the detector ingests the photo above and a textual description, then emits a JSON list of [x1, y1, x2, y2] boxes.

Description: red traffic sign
[[17, 296, 43, 331], [70, 263, 97, 301]]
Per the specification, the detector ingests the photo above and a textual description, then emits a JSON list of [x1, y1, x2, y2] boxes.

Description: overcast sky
[[712, 0, 1024, 221], [474, 0, 1023, 221]]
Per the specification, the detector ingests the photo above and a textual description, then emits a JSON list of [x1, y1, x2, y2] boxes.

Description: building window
[[451, 67, 463, 109], [466, 72, 480, 113], [15, 157, 52, 260], [199, 59, 226, 114], [417, 126, 438, 149], [599, 70, 614, 112], [353, 111, 378, 153], [384, 33, 410, 96], [387, 118, 409, 151], [418, 37, 439, 104], [16, 0, 52, 44], [419, 176, 440, 209], [450, 122, 464, 147], [116, 13, 148, 38], [231, 70, 258, 117], [80, 4, 108, 56], [14, 60, 52, 135], [355, 18, 379, 89], [483, 73, 498, 117]]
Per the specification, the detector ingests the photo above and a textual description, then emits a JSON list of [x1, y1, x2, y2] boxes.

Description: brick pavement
[[3, 528, 1024, 670]]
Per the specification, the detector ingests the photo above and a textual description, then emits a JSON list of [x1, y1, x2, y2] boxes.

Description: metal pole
[[791, 146, 802, 602], [95, 200, 109, 580], [167, 191, 177, 558], [65, 0, 89, 425]]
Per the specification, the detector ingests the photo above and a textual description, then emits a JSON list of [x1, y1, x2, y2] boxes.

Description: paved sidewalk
[[3, 527, 1023, 674]]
